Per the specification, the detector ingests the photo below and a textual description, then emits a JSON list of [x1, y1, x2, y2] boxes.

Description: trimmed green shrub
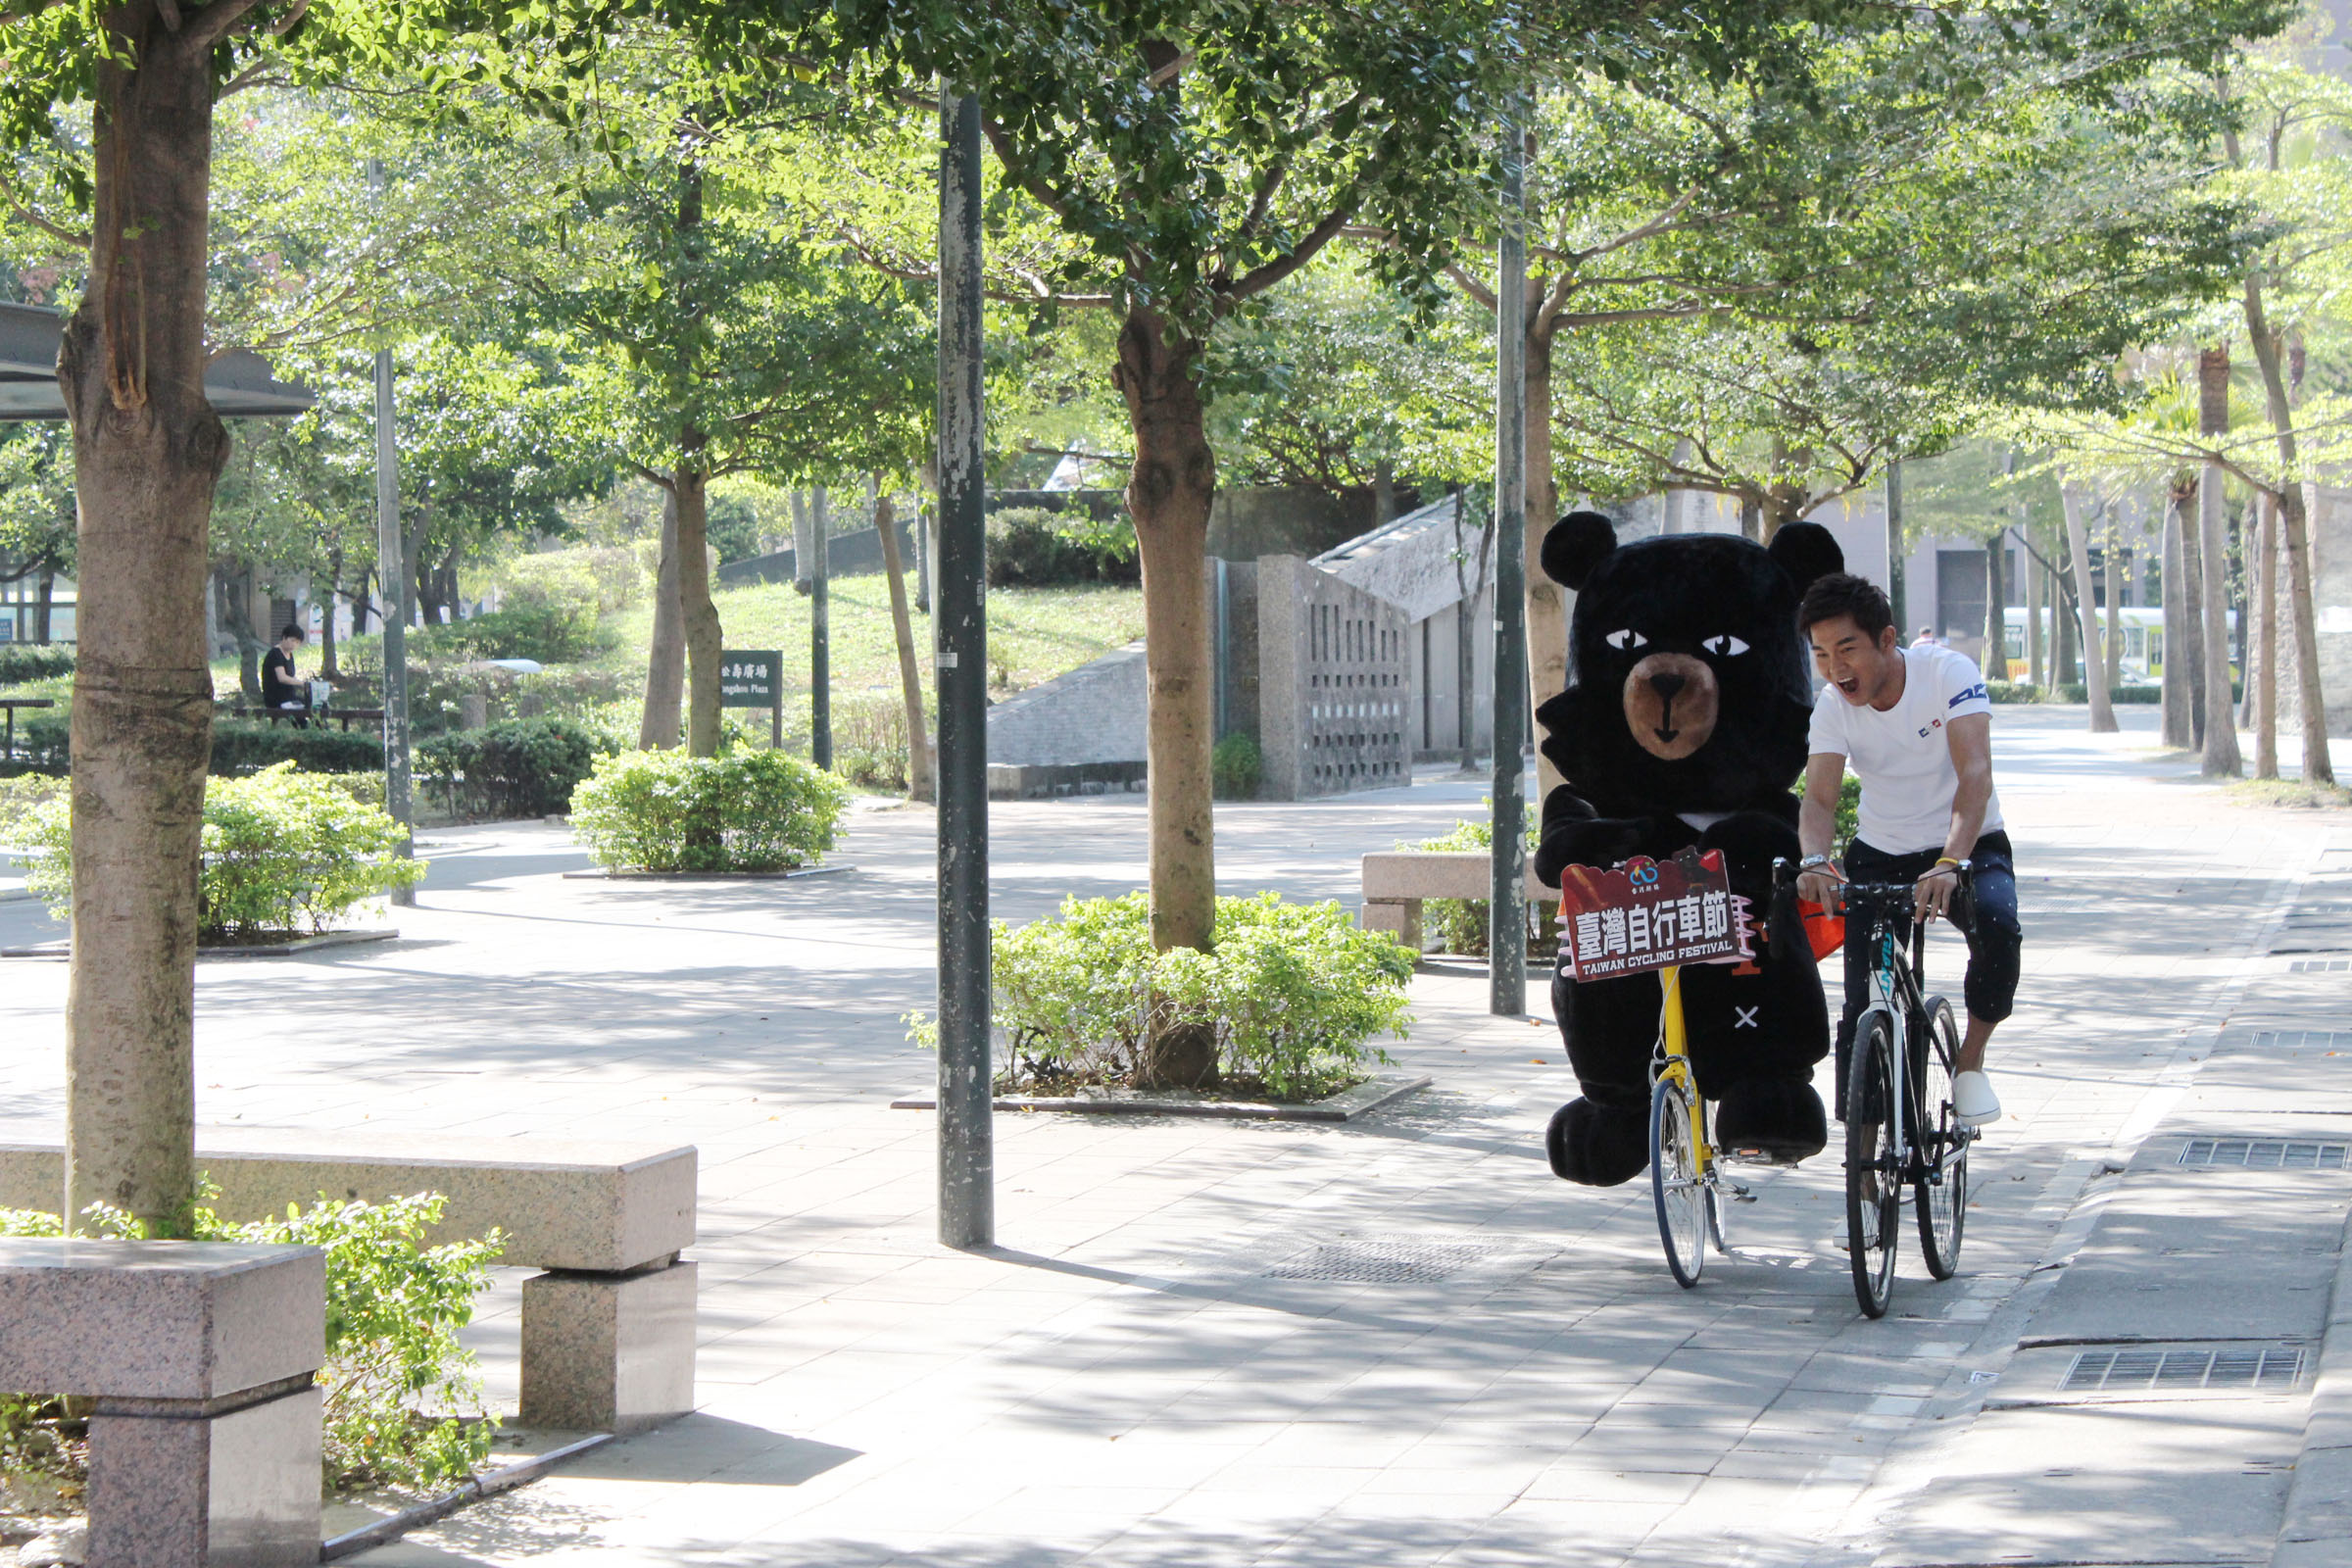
[[210, 716, 385, 776], [0, 645, 72, 685], [15, 762, 424, 942], [419, 717, 613, 819], [920, 891, 1412, 1101], [2054, 683, 2168, 705], [1409, 803, 1541, 956], [987, 507, 1141, 587], [1985, 681, 2040, 703], [3, 1190, 503, 1493], [409, 604, 612, 665], [570, 746, 848, 871], [1211, 732, 1262, 800], [0, 709, 67, 775]]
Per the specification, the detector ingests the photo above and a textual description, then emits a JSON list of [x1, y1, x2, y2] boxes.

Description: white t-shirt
[[1808, 644, 2004, 856]]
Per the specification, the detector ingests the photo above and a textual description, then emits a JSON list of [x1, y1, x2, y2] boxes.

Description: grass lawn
[[596, 577, 1146, 707]]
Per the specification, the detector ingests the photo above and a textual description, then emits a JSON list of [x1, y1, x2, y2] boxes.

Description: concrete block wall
[[983, 643, 1150, 768], [1257, 555, 1413, 801]]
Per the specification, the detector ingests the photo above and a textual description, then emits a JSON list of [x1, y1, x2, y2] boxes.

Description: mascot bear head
[[1537, 512, 1843, 816]]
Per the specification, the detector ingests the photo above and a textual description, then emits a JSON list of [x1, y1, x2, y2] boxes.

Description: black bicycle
[[1835, 867, 1977, 1316]]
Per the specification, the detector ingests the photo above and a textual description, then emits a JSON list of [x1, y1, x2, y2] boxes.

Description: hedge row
[[418, 717, 612, 819], [0, 645, 73, 685]]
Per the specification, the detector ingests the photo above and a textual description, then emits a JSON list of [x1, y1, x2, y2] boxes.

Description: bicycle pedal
[[1731, 1186, 1756, 1203]]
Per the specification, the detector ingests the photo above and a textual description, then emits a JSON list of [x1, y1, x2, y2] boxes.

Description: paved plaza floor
[[3, 708, 2350, 1566]]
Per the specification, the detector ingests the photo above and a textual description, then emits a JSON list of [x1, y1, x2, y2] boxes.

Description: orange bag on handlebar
[[1799, 898, 1842, 960]]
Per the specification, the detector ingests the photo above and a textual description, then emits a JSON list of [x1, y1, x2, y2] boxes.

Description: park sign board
[[1553, 848, 1755, 983], [719, 652, 781, 708]]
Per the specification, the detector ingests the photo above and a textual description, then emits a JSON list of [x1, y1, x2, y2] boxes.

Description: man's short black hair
[[1797, 572, 1894, 640], [279, 624, 306, 642]]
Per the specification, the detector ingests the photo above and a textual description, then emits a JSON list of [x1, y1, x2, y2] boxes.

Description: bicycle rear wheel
[[1844, 1015, 1901, 1318], [1651, 1073, 1708, 1288], [1915, 996, 1969, 1280]]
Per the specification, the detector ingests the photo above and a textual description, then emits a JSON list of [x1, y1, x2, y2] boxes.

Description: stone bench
[[0, 1238, 323, 1566], [0, 1131, 698, 1434], [1359, 850, 1555, 951]]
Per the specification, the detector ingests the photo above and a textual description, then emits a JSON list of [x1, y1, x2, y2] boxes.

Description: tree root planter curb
[[0, 928, 398, 960], [560, 864, 854, 882], [890, 1073, 1431, 1123]]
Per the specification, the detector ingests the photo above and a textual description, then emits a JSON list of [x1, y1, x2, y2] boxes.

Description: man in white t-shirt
[[1793, 573, 2016, 1127]]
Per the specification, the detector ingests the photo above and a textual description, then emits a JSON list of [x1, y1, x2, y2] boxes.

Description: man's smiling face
[[1808, 614, 1901, 707]]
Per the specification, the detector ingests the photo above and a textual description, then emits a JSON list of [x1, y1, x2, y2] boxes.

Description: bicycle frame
[[1651, 964, 1708, 1174], [1848, 894, 1965, 1184]]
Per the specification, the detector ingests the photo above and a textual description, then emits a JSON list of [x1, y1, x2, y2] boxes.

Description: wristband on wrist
[[1798, 854, 1832, 870], [1934, 857, 1960, 868]]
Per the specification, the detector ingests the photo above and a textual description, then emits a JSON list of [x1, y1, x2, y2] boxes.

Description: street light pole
[[368, 159, 414, 907], [1490, 120, 1529, 1018], [935, 88, 994, 1250]]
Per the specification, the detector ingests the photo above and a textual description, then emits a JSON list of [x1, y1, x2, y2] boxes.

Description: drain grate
[[1264, 1238, 1493, 1284], [2252, 1031, 2352, 1051], [2178, 1138, 2349, 1169], [2063, 1346, 2302, 1393], [2289, 958, 2351, 972]]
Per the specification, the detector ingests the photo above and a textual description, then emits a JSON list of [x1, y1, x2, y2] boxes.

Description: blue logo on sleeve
[[1949, 683, 1987, 708]]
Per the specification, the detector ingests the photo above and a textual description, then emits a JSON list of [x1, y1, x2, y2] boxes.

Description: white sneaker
[[1953, 1071, 2002, 1128]]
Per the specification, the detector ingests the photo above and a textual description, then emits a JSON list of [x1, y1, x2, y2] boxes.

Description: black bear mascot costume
[[1535, 511, 1845, 1187]]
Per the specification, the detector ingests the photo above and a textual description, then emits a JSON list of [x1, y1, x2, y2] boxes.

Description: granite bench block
[[0, 1130, 696, 1271], [519, 1260, 698, 1433], [88, 1384, 321, 1568], [0, 1239, 323, 1401]]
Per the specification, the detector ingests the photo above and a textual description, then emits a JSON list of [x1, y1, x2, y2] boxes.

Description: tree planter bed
[[0, 929, 397, 960], [891, 1072, 1430, 1123], [559, 864, 853, 882]]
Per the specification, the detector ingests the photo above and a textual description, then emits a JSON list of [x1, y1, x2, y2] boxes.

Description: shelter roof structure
[[1311, 493, 1495, 622], [0, 302, 313, 421]]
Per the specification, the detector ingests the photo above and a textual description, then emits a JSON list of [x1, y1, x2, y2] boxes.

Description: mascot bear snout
[[1624, 653, 1717, 759]]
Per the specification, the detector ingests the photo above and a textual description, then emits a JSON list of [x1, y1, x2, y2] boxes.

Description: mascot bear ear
[[1542, 510, 1617, 591], [1768, 520, 1843, 594]]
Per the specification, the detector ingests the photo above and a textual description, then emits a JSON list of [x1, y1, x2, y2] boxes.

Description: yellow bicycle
[[1647, 963, 1747, 1286]]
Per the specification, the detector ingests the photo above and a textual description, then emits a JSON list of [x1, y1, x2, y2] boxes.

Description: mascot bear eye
[[1701, 634, 1749, 657], [1603, 629, 1648, 651]]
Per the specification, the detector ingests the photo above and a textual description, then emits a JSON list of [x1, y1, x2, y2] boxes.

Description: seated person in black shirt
[[263, 624, 310, 726]]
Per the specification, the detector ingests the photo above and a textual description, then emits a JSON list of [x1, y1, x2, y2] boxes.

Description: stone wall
[[1256, 554, 1414, 800], [983, 642, 1149, 768]]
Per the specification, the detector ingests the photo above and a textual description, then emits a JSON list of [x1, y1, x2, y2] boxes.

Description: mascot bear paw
[[1544, 1096, 1652, 1187], [1713, 1078, 1829, 1165]]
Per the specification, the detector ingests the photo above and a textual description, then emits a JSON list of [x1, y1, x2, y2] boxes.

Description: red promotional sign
[[1553, 848, 1756, 982]]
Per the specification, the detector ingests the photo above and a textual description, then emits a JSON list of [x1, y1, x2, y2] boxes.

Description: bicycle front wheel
[[1845, 1014, 1901, 1318], [1651, 1073, 1708, 1289], [1915, 996, 1969, 1280]]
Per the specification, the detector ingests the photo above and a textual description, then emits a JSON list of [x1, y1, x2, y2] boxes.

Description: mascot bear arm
[[1537, 514, 1841, 1188]]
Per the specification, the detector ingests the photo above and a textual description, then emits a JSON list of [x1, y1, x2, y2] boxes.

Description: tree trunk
[[2161, 478, 2194, 748], [2197, 462, 2241, 775], [2054, 568, 2076, 691], [791, 487, 814, 595], [876, 489, 933, 801], [1451, 488, 1482, 773], [1884, 461, 1905, 631], [676, 461, 721, 758], [1524, 322, 1566, 802], [31, 566, 54, 643], [638, 487, 684, 749], [2278, 482, 2336, 785], [810, 485, 832, 768], [59, 10, 227, 1232], [2059, 481, 2118, 732], [1116, 304, 1218, 1087], [2026, 547, 2044, 690], [2243, 277, 2334, 785], [2103, 520, 2124, 682], [319, 547, 342, 680], [2253, 492, 2278, 778], [1984, 530, 2006, 680]]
